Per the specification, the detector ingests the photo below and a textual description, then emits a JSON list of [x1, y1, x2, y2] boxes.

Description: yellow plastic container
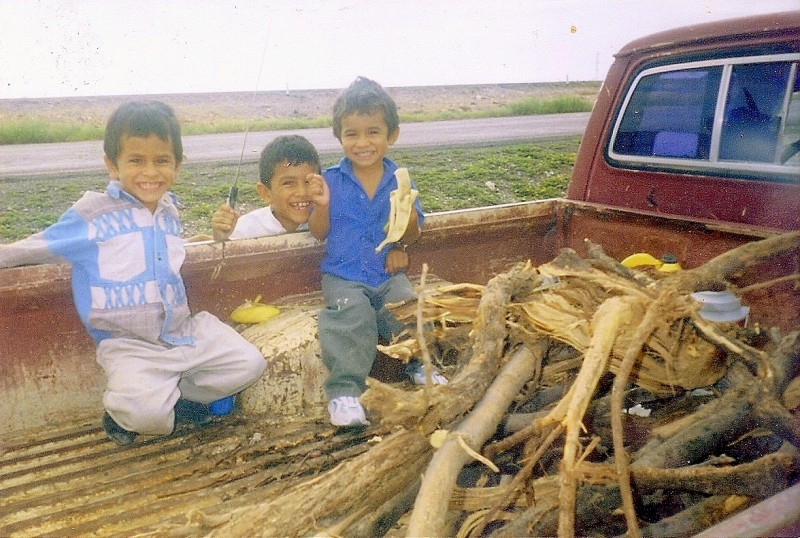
[[621, 252, 682, 272], [620, 252, 662, 269]]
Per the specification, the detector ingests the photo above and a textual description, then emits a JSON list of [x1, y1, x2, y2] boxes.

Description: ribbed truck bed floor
[[0, 412, 372, 536]]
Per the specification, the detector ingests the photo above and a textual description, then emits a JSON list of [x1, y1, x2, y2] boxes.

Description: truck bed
[[1, 199, 798, 536], [1, 412, 378, 536]]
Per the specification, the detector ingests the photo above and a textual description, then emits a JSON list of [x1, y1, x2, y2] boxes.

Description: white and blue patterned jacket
[[0, 181, 193, 346]]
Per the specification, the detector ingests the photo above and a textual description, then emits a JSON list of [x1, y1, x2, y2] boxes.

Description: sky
[[0, 0, 797, 99]]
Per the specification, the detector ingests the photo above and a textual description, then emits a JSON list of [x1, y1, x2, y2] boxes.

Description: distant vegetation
[[0, 121, 105, 145], [0, 94, 593, 145]]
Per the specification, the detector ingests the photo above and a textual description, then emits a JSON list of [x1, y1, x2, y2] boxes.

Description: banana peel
[[375, 168, 418, 252], [229, 295, 280, 324]]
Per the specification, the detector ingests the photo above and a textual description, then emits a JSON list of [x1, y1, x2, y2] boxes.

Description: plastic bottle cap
[[691, 291, 749, 325]]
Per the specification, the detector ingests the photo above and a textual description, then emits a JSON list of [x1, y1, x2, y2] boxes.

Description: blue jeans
[[319, 273, 415, 399]]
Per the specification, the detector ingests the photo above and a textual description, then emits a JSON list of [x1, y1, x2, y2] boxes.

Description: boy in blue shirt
[[309, 77, 447, 428], [0, 101, 266, 445]]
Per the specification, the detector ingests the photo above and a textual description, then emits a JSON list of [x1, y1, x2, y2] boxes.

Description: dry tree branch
[[609, 231, 800, 537], [558, 295, 643, 538], [474, 422, 564, 537], [406, 343, 546, 537], [415, 263, 436, 386], [737, 273, 800, 294], [610, 290, 672, 538]]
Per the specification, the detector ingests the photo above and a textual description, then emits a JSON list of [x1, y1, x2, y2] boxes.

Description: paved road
[[0, 113, 589, 176]]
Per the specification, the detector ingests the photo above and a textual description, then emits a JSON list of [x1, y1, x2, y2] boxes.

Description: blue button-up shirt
[[320, 158, 424, 288]]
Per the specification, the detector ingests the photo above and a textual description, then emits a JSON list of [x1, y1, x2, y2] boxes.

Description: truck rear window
[[609, 54, 800, 183]]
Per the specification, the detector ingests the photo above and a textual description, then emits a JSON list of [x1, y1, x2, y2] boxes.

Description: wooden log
[[632, 381, 757, 469], [633, 495, 751, 538], [663, 230, 800, 296], [629, 452, 799, 498], [406, 343, 546, 537]]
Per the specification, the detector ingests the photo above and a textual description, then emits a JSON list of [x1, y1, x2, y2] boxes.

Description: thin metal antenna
[[228, 37, 270, 209], [213, 35, 270, 281]]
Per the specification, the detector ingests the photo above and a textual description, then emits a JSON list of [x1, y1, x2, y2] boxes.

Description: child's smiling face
[[258, 160, 316, 232], [339, 110, 399, 176], [104, 134, 179, 212]]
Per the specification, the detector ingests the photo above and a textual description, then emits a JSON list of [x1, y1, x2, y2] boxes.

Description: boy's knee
[[224, 343, 267, 393], [247, 350, 267, 380], [240, 342, 266, 376], [108, 398, 174, 436]]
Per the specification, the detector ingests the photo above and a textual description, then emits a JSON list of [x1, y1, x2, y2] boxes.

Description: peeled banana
[[229, 295, 280, 324], [375, 167, 418, 252]]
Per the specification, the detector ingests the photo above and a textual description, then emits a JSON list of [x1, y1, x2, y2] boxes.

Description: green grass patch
[[0, 137, 580, 242], [0, 119, 104, 145], [399, 94, 593, 124]]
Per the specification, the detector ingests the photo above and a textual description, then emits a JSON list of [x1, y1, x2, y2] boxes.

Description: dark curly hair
[[259, 135, 321, 187], [103, 100, 183, 166], [332, 76, 399, 141]]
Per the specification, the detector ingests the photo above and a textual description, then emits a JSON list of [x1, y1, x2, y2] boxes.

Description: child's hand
[[385, 247, 409, 275], [307, 174, 330, 208], [211, 203, 239, 242]]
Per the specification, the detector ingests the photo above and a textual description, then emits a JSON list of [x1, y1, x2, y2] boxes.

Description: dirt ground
[[0, 81, 599, 126]]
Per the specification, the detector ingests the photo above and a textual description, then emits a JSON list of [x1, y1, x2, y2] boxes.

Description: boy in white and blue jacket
[[0, 101, 266, 445]]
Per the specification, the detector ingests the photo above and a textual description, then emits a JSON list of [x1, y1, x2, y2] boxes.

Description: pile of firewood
[[206, 231, 799, 537]]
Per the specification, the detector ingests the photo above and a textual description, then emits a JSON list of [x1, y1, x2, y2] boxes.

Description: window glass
[[720, 62, 791, 162], [613, 67, 720, 159], [610, 55, 800, 182]]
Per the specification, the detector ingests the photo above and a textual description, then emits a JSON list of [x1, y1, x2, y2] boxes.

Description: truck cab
[[568, 10, 800, 231]]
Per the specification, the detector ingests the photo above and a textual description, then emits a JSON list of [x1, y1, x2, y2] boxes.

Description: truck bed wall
[[1, 199, 797, 434]]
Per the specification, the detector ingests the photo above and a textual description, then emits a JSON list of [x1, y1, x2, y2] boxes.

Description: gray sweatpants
[[96, 311, 266, 435], [319, 273, 415, 399]]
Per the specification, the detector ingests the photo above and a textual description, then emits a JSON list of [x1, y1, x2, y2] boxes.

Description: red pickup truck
[[0, 10, 798, 537]]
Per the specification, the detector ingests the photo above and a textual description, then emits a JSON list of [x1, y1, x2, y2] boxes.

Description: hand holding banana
[[375, 168, 418, 252]]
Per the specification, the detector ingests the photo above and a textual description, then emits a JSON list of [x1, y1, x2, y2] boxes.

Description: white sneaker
[[407, 363, 449, 386], [328, 396, 370, 427]]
